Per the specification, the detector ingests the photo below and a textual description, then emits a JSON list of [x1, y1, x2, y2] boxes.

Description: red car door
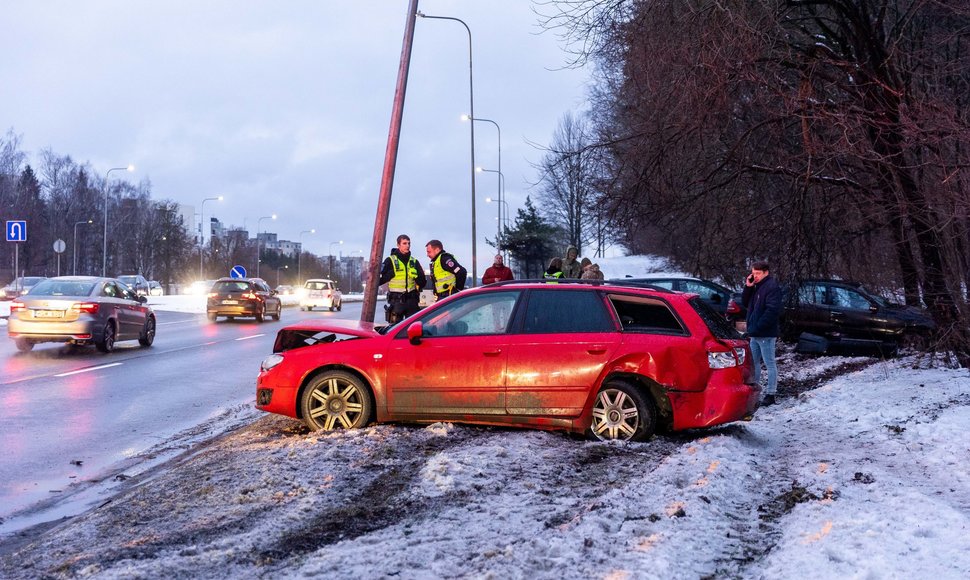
[[505, 289, 620, 416], [384, 291, 520, 417]]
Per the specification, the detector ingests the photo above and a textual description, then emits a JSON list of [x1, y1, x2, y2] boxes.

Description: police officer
[[425, 239, 467, 300], [378, 234, 426, 323]]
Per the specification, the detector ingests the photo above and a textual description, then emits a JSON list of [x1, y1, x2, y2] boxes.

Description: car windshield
[[119, 276, 141, 284], [29, 279, 96, 297]]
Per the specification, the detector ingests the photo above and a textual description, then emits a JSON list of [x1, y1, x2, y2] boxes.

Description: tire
[[14, 338, 34, 352], [138, 316, 156, 347], [207, 312, 217, 322], [336, 300, 342, 312], [329, 303, 335, 312], [589, 380, 656, 442], [255, 305, 265, 323], [272, 305, 281, 321], [96, 321, 116, 353], [300, 371, 373, 432]]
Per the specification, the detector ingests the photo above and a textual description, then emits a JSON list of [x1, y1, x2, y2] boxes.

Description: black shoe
[[762, 394, 776, 407]]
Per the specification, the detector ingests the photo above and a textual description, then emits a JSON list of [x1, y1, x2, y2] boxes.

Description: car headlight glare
[[708, 350, 738, 369], [260, 353, 284, 372]]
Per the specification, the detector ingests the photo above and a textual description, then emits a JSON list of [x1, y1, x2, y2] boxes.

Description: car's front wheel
[[300, 371, 373, 432], [589, 380, 656, 442]]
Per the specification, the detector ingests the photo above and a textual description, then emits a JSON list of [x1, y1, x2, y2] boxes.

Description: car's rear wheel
[[14, 338, 34, 352], [139, 316, 156, 347], [589, 380, 656, 442], [96, 321, 116, 353], [255, 305, 265, 323], [207, 312, 217, 322], [301, 371, 373, 432]]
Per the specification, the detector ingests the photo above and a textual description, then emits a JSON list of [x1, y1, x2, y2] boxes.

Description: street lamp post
[[256, 214, 277, 279], [465, 115, 502, 235], [276, 265, 288, 287], [199, 196, 223, 281], [73, 219, 93, 275], [477, 167, 505, 242], [328, 240, 344, 278], [298, 229, 315, 286], [418, 11, 477, 287], [102, 164, 134, 277]]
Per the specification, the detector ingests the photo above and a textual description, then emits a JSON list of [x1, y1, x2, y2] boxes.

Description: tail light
[[207, 292, 218, 299], [10, 301, 25, 313], [726, 299, 741, 315], [242, 292, 258, 300], [72, 302, 100, 314]]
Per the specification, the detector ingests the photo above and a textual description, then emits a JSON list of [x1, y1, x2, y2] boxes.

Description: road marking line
[[55, 363, 123, 377], [236, 334, 265, 341]]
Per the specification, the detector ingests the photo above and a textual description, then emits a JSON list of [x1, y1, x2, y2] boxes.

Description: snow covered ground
[[1, 257, 968, 578]]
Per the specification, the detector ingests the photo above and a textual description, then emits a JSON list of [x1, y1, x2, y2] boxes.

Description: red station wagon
[[256, 280, 759, 441]]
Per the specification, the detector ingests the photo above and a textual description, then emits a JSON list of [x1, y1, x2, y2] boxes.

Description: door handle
[[483, 349, 502, 356], [587, 346, 607, 355]]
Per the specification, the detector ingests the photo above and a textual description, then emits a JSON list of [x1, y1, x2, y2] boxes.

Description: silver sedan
[[7, 276, 156, 353]]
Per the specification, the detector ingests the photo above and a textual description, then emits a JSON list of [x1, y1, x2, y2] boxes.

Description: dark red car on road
[[256, 280, 759, 441]]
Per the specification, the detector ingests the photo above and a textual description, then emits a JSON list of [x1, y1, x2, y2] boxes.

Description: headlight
[[260, 353, 284, 372], [708, 350, 738, 369]]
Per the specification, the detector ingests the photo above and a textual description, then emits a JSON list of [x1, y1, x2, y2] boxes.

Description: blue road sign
[[6, 220, 26, 242], [230, 265, 247, 279]]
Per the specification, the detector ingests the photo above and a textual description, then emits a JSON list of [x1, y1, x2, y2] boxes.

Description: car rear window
[[521, 289, 614, 334], [30, 279, 96, 296], [213, 281, 252, 292], [609, 295, 686, 335], [689, 296, 742, 339]]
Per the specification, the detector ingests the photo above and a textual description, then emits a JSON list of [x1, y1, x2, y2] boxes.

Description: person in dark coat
[[561, 246, 582, 278], [741, 260, 783, 406], [482, 254, 514, 284], [378, 234, 426, 323], [544, 257, 564, 281]]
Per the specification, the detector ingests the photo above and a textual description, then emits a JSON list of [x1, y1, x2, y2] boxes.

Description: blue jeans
[[749, 337, 778, 396]]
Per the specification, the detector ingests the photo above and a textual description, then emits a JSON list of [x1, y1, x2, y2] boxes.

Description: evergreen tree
[[497, 197, 562, 279]]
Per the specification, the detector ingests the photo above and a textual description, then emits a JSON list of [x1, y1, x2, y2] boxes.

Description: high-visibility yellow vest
[[431, 254, 457, 294], [544, 271, 563, 283], [388, 255, 419, 293]]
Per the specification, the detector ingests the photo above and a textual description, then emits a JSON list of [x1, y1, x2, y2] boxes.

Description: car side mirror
[[136, 295, 147, 304], [407, 321, 424, 345]]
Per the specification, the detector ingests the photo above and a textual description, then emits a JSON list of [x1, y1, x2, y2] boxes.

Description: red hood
[[273, 319, 383, 352]]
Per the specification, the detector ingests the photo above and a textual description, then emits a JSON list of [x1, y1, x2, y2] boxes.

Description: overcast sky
[[0, 1, 591, 279]]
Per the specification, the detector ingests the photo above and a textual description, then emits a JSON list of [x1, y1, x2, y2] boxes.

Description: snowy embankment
[[1, 351, 967, 578]]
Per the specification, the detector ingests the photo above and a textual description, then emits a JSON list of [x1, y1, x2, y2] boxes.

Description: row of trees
[[0, 130, 348, 291], [529, 0, 970, 364]]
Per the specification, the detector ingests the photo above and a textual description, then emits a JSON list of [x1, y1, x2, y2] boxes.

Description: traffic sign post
[[53, 239, 66, 276], [6, 221, 26, 289], [230, 265, 247, 279]]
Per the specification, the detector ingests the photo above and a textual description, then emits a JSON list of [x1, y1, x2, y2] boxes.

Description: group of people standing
[[378, 234, 467, 324], [543, 246, 604, 281]]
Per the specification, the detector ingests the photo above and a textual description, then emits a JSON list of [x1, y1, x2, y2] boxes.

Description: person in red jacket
[[482, 254, 514, 284]]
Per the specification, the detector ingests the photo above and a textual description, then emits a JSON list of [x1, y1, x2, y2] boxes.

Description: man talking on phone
[[741, 261, 783, 406]]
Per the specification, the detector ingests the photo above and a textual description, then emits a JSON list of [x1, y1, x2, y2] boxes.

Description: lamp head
[[126, 164, 135, 172]]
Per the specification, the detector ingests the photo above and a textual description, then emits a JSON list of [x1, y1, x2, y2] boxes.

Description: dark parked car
[[118, 274, 150, 297], [7, 276, 156, 353], [782, 279, 935, 349], [256, 279, 759, 441], [619, 276, 744, 321], [207, 277, 281, 322]]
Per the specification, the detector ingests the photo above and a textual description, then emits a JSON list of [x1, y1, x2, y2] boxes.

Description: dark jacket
[[742, 275, 783, 337], [378, 248, 426, 292]]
